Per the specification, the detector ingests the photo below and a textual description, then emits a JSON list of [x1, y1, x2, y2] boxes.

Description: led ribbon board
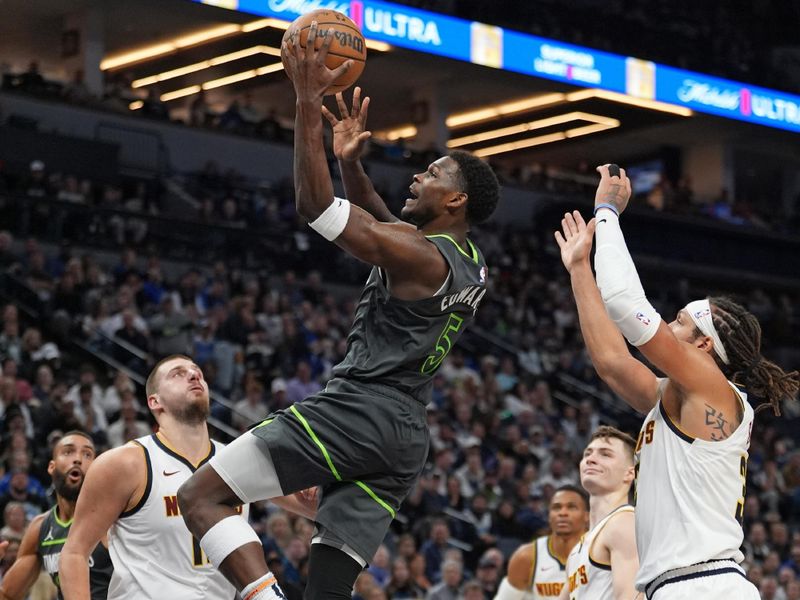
[[195, 0, 800, 133]]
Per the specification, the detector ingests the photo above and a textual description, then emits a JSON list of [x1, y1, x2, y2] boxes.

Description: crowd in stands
[[0, 205, 797, 597]]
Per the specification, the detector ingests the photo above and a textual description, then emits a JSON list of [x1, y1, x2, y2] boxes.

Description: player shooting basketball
[[176, 17, 501, 600]]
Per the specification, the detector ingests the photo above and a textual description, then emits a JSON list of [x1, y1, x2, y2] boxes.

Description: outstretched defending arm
[[555, 210, 659, 413], [322, 88, 398, 223], [592, 165, 733, 398]]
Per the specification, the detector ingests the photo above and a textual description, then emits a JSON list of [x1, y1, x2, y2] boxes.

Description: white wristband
[[309, 197, 351, 241]]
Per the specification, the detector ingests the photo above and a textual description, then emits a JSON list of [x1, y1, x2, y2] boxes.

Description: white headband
[[685, 299, 729, 365]]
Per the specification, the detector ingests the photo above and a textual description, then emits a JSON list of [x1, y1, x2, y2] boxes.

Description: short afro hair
[[447, 150, 500, 225]]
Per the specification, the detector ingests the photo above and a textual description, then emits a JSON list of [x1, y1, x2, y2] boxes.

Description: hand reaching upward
[[554, 210, 597, 273], [322, 87, 372, 162]]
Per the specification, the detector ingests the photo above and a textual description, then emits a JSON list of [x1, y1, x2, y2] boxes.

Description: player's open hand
[[595, 164, 631, 215], [322, 87, 372, 162], [554, 210, 596, 273], [282, 21, 353, 102]]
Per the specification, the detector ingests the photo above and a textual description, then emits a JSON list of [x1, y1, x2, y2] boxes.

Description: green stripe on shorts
[[289, 405, 395, 518]]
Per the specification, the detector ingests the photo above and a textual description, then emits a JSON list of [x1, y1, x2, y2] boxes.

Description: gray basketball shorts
[[250, 377, 430, 563]]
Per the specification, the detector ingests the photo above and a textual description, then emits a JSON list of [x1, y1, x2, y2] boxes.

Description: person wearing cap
[[554, 166, 793, 598]]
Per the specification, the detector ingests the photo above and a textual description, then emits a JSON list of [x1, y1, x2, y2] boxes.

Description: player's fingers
[[554, 230, 566, 249], [306, 22, 318, 59], [321, 104, 338, 126], [359, 96, 370, 125], [561, 217, 571, 239], [357, 131, 372, 143], [352, 86, 362, 114], [565, 212, 579, 236], [317, 27, 335, 62], [573, 210, 586, 229], [596, 164, 609, 176], [330, 59, 353, 81], [586, 217, 597, 237], [335, 91, 349, 118]]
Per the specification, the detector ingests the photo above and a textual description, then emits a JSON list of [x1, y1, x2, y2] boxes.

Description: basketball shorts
[[248, 377, 429, 563]]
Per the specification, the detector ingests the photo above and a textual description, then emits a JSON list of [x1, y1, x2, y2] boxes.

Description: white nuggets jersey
[[107, 434, 246, 600], [565, 505, 634, 600], [529, 535, 568, 598], [633, 381, 753, 590]]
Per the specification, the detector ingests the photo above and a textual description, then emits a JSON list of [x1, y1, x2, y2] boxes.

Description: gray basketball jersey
[[38, 505, 113, 600], [332, 234, 488, 403]]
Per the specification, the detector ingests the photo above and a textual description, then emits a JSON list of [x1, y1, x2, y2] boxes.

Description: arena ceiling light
[[447, 89, 692, 130], [446, 93, 567, 128], [566, 89, 693, 116], [447, 112, 619, 147], [131, 46, 282, 88], [473, 119, 621, 157], [373, 124, 418, 141], [102, 19, 391, 72], [159, 62, 285, 101]]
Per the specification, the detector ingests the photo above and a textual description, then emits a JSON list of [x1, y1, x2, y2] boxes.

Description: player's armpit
[[0, 514, 45, 600], [334, 205, 449, 296], [638, 321, 729, 396], [598, 356, 660, 415], [61, 445, 145, 600]]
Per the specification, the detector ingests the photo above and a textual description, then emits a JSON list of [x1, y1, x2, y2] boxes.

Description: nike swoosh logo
[[541, 566, 553, 571], [598, 218, 607, 223], [163, 470, 180, 477]]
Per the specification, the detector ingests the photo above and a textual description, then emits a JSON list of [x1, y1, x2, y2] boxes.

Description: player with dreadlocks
[[555, 164, 798, 600]]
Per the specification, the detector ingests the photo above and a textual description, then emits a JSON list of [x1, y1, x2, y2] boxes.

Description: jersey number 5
[[421, 313, 464, 374]]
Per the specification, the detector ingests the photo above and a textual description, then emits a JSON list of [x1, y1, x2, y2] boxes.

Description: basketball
[[281, 9, 367, 95]]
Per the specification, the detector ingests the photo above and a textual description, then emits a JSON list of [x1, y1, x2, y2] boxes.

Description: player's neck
[[420, 219, 470, 245], [156, 421, 211, 467], [55, 495, 77, 523], [551, 532, 582, 563], [588, 490, 629, 529]]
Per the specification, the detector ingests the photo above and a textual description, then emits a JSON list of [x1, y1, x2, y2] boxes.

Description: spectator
[[0, 501, 27, 540], [421, 519, 451, 583], [106, 392, 151, 448], [385, 557, 424, 599], [425, 559, 462, 600], [285, 360, 321, 406], [232, 381, 268, 432], [149, 296, 192, 357]]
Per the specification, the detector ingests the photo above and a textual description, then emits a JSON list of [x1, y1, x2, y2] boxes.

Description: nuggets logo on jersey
[[530, 536, 568, 599], [106, 434, 248, 600]]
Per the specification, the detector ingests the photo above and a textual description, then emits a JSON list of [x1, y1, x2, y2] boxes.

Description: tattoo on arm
[[704, 404, 732, 440]]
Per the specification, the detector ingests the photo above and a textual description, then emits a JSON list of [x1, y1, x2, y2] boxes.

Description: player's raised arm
[[283, 22, 449, 296], [322, 88, 399, 223], [60, 445, 145, 600], [555, 209, 659, 413], [0, 514, 45, 600]]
